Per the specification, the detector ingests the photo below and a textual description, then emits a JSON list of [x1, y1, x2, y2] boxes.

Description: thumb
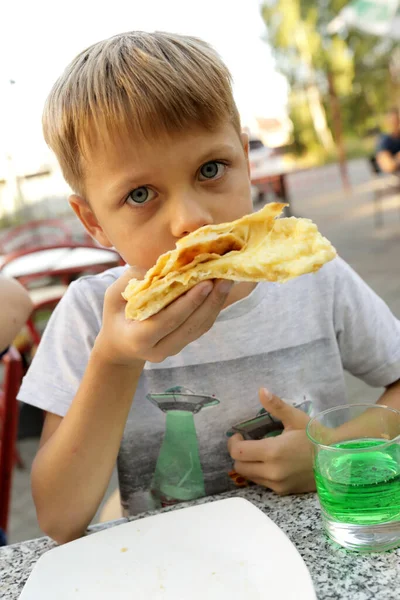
[[106, 265, 147, 310], [227, 432, 244, 456], [259, 388, 310, 431]]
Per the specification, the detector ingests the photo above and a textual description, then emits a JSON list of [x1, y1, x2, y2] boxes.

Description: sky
[[0, 0, 287, 174]]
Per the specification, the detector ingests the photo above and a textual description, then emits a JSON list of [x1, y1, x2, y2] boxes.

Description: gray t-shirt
[[18, 258, 400, 515]]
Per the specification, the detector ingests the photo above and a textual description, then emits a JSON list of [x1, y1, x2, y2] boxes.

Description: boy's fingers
[[228, 435, 271, 462], [233, 461, 268, 482], [106, 266, 147, 309], [259, 388, 310, 430], [176, 279, 233, 337], [144, 281, 214, 342], [227, 433, 244, 455], [149, 280, 232, 347]]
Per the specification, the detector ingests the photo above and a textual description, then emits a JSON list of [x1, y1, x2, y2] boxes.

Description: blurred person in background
[[376, 107, 400, 174]]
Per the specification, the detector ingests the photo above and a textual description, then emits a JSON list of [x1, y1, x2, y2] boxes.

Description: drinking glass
[[307, 403, 400, 552]]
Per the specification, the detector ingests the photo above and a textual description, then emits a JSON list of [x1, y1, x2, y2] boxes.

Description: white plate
[[20, 498, 316, 600]]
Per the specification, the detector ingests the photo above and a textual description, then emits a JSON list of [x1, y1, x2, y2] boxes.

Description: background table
[[251, 157, 298, 216], [0, 245, 121, 283], [1, 487, 399, 600]]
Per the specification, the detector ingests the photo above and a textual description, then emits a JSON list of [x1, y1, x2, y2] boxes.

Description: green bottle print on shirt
[[147, 387, 220, 507]]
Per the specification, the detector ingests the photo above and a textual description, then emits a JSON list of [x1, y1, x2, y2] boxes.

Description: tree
[[261, 1, 396, 154]]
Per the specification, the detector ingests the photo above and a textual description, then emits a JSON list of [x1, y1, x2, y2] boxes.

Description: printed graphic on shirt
[[226, 408, 283, 440], [225, 400, 313, 487], [226, 407, 284, 488], [117, 342, 341, 515], [147, 386, 220, 507]]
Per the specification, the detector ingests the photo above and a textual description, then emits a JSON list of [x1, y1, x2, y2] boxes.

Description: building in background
[[255, 116, 293, 151], [0, 110, 292, 225], [0, 153, 72, 224], [243, 115, 293, 153]]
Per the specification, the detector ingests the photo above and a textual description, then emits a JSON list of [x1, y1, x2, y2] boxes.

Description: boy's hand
[[228, 388, 316, 495], [95, 267, 233, 366]]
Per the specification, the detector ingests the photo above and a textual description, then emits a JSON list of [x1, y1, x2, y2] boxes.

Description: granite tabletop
[[1, 487, 399, 599]]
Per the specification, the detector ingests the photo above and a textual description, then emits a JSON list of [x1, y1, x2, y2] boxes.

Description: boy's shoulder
[[67, 265, 127, 302], [73, 265, 127, 292], [58, 265, 128, 321]]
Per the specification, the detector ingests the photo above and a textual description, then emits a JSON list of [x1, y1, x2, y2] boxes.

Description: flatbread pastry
[[123, 202, 336, 321]]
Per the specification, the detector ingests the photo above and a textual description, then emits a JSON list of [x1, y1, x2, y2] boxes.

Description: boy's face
[[70, 122, 253, 270]]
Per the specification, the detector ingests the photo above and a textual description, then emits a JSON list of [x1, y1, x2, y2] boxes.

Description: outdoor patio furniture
[[250, 158, 296, 216], [0, 219, 73, 255], [0, 243, 123, 287], [0, 347, 23, 536]]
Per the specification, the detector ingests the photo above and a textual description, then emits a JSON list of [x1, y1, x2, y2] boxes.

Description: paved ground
[[7, 158, 400, 544]]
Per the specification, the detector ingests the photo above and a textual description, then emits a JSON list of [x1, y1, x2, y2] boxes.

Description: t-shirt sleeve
[[17, 278, 104, 417], [333, 259, 400, 387]]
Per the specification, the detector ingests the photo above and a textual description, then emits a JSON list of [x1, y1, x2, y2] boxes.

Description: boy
[[376, 107, 400, 174], [19, 31, 400, 544]]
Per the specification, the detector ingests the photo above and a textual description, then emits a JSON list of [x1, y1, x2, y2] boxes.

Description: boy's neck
[[223, 281, 257, 310]]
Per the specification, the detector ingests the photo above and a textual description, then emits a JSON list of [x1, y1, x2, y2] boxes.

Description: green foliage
[[261, 0, 396, 155], [289, 93, 320, 154]]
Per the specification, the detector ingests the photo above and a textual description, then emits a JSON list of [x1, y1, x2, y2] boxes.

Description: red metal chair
[[1, 243, 123, 366], [26, 285, 68, 347], [0, 347, 23, 534], [0, 219, 73, 255]]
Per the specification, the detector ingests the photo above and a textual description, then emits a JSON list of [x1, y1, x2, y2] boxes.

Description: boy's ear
[[241, 131, 250, 178], [69, 195, 113, 248]]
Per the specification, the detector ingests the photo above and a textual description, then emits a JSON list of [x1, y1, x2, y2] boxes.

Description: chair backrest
[[0, 347, 23, 533], [0, 219, 73, 255]]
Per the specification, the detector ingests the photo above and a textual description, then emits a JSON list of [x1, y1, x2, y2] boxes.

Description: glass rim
[[306, 402, 400, 451]]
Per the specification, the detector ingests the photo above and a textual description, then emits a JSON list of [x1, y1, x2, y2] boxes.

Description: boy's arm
[[324, 379, 400, 444], [229, 261, 400, 495], [31, 268, 232, 544], [228, 384, 400, 496], [32, 353, 143, 544], [379, 378, 400, 409], [376, 135, 400, 174], [376, 150, 399, 174], [0, 275, 33, 351]]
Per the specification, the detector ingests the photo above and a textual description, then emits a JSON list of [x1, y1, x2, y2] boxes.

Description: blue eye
[[199, 161, 226, 181], [126, 186, 155, 206]]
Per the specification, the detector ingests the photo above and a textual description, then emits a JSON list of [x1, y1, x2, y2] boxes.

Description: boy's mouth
[[175, 234, 244, 270]]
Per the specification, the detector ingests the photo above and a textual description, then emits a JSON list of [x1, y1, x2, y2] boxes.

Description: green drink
[[307, 403, 400, 552], [315, 439, 400, 525]]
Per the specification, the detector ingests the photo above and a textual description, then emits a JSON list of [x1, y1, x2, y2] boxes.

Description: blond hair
[[43, 31, 241, 196]]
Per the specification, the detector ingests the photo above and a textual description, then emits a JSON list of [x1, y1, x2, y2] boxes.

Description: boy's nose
[[170, 196, 214, 238]]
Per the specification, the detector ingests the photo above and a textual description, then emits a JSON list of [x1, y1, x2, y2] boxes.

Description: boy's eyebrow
[[107, 171, 154, 198], [197, 143, 238, 163], [107, 143, 239, 197]]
